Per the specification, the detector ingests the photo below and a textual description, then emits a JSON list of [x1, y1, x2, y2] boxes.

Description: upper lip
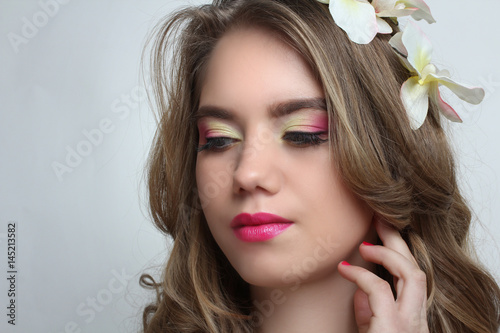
[[230, 212, 293, 228]]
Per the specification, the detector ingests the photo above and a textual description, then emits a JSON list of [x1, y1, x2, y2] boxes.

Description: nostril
[[232, 156, 281, 196]]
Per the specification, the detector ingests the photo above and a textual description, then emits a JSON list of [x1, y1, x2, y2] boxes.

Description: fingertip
[[374, 216, 388, 230], [337, 260, 354, 281], [374, 218, 400, 240], [374, 215, 394, 228], [337, 260, 351, 274], [337, 261, 355, 284], [358, 242, 376, 262], [373, 216, 387, 237]]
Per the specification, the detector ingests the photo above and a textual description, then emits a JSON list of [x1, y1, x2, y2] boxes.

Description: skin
[[195, 26, 428, 333]]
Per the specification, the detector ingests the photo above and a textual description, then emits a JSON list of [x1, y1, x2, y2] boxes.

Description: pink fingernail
[[341, 261, 351, 266], [362, 241, 374, 246]]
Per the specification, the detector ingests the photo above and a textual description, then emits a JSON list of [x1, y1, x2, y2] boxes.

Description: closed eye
[[197, 137, 239, 152], [197, 131, 328, 152], [282, 131, 328, 147]]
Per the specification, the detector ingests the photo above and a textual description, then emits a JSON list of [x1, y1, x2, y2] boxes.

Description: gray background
[[1, 0, 499, 332]]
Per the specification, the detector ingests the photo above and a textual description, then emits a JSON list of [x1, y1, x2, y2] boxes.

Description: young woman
[[140, 0, 500, 332]]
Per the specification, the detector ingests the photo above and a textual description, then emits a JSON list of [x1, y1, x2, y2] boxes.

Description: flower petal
[[372, 0, 397, 12], [317, 0, 330, 4], [389, 33, 416, 72], [420, 63, 438, 82], [376, 17, 393, 34], [398, 0, 436, 23], [377, 8, 417, 17], [428, 84, 462, 123], [428, 73, 485, 104], [389, 32, 407, 55], [401, 20, 433, 75], [389, 32, 408, 57], [330, 0, 378, 44], [401, 76, 430, 129], [437, 69, 450, 77]]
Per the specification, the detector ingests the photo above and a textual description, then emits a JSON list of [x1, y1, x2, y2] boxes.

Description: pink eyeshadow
[[197, 122, 208, 137], [309, 113, 329, 131], [287, 113, 328, 132], [197, 119, 241, 141]]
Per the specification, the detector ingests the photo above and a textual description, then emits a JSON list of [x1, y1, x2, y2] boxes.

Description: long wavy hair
[[139, 0, 500, 332]]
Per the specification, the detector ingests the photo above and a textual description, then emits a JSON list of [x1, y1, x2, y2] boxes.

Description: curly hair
[[140, 0, 500, 332]]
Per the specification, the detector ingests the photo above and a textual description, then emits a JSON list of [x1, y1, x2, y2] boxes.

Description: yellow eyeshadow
[[281, 113, 328, 133], [202, 120, 242, 139]]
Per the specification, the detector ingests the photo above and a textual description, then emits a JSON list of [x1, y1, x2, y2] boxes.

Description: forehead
[[199, 26, 323, 111]]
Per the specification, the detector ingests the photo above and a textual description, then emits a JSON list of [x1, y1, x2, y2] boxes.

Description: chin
[[226, 253, 293, 288]]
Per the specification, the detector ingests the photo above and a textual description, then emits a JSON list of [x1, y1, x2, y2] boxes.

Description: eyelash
[[282, 131, 328, 147], [197, 137, 237, 152], [197, 131, 328, 152]]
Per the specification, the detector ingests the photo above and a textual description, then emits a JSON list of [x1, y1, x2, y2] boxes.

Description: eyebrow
[[194, 97, 327, 121]]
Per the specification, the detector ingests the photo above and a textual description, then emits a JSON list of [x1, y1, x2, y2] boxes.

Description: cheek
[[195, 156, 235, 209], [320, 181, 374, 247], [293, 155, 373, 233]]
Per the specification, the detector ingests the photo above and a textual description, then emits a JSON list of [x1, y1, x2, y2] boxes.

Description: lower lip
[[233, 223, 292, 242]]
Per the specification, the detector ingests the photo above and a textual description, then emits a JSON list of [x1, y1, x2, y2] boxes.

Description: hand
[[337, 219, 429, 333]]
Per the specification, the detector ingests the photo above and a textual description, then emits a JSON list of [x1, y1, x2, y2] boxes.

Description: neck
[[249, 257, 374, 333]]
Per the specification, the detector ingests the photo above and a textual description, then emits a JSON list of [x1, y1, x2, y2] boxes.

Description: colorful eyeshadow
[[197, 119, 242, 144], [281, 111, 328, 133]]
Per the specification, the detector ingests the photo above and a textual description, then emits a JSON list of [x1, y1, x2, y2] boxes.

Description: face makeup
[[230, 212, 293, 242], [195, 26, 374, 288], [280, 111, 328, 135], [197, 119, 242, 142]]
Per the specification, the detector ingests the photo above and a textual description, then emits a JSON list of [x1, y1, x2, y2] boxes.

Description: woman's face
[[195, 26, 375, 288]]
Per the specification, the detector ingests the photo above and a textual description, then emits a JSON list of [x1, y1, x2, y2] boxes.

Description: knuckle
[[409, 269, 427, 289], [374, 279, 392, 293], [412, 269, 427, 284]]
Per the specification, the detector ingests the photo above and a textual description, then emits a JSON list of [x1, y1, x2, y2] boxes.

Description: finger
[[353, 288, 372, 332], [337, 261, 397, 319], [375, 218, 417, 265], [359, 243, 427, 315], [373, 219, 425, 309]]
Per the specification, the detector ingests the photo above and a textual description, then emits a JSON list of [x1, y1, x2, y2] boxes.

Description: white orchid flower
[[373, 0, 435, 30], [318, 0, 435, 44], [389, 21, 485, 129]]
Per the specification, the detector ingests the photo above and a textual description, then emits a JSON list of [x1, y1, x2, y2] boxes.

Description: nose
[[232, 129, 281, 195]]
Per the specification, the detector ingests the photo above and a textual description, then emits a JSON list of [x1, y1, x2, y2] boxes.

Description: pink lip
[[230, 212, 293, 242]]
